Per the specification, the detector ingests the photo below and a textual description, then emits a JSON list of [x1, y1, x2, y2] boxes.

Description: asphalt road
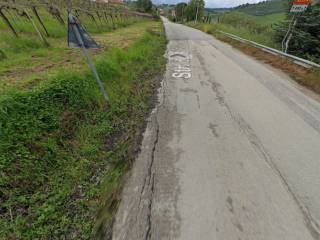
[[112, 18, 320, 240]]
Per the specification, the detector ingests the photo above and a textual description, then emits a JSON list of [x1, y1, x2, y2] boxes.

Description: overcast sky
[[155, 0, 264, 8]]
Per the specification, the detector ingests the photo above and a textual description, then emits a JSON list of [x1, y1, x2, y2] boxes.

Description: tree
[[136, 0, 153, 13], [185, 0, 205, 22], [174, 2, 187, 22], [275, 1, 320, 62]]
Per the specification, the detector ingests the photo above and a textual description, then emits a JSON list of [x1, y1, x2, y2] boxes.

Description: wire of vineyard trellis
[[0, 0, 152, 49]]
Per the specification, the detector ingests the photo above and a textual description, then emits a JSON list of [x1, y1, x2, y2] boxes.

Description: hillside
[[234, 0, 288, 16], [205, 0, 287, 17], [205, 8, 230, 14]]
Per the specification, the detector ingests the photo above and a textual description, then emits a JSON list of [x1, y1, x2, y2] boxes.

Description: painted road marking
[[169, 51, 192, 79]]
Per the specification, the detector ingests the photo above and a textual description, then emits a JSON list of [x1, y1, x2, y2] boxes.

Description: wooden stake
[[24, 9, 49, 46], [32, 6, 50, 37], [0, 7, 18, 37]]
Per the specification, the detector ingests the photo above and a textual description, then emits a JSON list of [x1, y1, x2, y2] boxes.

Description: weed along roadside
[[0, 22, 166, 240]]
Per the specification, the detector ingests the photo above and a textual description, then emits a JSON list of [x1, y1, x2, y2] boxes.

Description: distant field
[[234, 0, 287, 16], [206, 0, 287, 16], [252, 12, 286, 25], [205, 11, 286, 48]]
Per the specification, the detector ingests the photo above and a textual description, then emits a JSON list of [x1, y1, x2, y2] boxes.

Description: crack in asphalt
[[144, 119, 159, 240], [143, 49, 169, 239]]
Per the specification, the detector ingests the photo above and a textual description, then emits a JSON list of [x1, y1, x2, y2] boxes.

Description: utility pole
[[284, 18, 297, 53], [281, 15, 296, 53], [182, 5, 184, 22], [195, 1, 199, 22]]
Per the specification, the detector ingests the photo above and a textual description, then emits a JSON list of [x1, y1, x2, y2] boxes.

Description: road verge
[[0, 23, 166, 239]]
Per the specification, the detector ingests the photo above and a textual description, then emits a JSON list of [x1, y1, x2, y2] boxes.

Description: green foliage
[[174, 2, 188, 22], [185, 0, 205, 21], [0, 35, 43, 53], [234, 0, 288, 16], [216, 12, 279, 48], [136, 0, 153, 13], [189, 0, 320, 63], [275, 2, 320, 62], [252, 12, 286, 25], [0, 28, 166, 239], [187, 11, 282, 49], [219, 12, 265, 33]]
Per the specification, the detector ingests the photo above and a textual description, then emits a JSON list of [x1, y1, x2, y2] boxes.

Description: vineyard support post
[[0, 7, 18, 37], [24, 10, 49, 46], [48, 5, 65, 26], [119, 13, 122, 24], [103, 11, 109, 23], [4, 7, 17, 22], [110, 14, 115, 28], [32, 6, 50, 37]]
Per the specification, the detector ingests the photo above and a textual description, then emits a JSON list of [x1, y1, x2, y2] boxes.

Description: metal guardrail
[[218, 30, 320, 69]]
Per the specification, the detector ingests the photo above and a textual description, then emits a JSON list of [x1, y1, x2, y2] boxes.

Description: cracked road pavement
[[112, 18, 320, 240]]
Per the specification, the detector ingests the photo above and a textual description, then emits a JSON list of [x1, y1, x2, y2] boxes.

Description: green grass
[[0, 17, 157, 93], [0, 7, 137, 39], [188, 11, 284, 49], [187, 24, 278, 49], [215, 23, 278, 48], [234, 0, 287, 16], [0, 5, 140, 58], [252, 12, 286, 25], [0, 21, 166, 240], [0, 9, 66, 38]]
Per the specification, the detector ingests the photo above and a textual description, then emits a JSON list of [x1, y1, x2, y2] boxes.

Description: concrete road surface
[[112, 18, 320, 240]]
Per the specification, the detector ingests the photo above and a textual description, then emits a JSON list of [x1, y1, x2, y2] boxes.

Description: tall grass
[[234, 0, 288, 16], [0, 27, 166, 240], [218, 12, 279, 48], [188, 12, 281, 49]]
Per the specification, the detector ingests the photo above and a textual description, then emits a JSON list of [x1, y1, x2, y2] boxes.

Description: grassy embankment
[[234, 0, 287, 16], [186, 12, 320, 94], [188, 12, 285, 48], [0, 9, 166, 240], [203, 0, 288, 46]]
